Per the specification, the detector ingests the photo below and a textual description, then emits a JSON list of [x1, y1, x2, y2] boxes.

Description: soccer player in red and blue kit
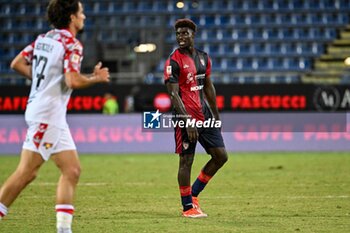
[[164, 19, 228, 218]]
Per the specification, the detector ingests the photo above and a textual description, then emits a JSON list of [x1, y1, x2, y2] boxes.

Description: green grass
[[0, 152, 349, 233]]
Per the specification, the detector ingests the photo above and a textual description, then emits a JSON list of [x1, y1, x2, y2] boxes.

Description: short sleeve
[[21, 42, 35, 64], [163, 58, 180, 84], [64, 40, 83, 73]]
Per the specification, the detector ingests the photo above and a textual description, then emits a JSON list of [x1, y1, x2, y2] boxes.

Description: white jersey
[[21, 29, 83, 129]]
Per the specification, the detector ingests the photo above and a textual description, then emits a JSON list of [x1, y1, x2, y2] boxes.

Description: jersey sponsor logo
[[195, 74, 205, 80], [191, 85, 204, 91], [166, 66, 172, 75], [183, 64, 189, 69]]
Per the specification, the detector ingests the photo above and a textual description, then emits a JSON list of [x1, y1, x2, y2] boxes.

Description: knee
[[64, 165, 81, 183], [215, 153, 228, 167], [179, 154, 194, 170], [16, 168, 38, 184]]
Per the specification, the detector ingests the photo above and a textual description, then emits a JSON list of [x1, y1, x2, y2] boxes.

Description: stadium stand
[[0, 0, 349, 84]]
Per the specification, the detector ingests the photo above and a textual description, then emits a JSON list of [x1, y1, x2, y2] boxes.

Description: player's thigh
[[198, 128, 226, 154], [174, 126, 196, 154], [16, 149, 45, 173]]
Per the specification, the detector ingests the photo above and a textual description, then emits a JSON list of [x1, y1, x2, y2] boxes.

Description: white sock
[[0, 202, 8, 218], [56, 204, 74, 230]]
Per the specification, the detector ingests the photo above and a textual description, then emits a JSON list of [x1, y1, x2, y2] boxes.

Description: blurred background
[[1, 0, 350, 153]]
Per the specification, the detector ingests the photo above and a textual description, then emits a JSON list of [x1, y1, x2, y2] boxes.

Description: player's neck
[[67, 26, 77, 38], [180, 46, 195, 56]]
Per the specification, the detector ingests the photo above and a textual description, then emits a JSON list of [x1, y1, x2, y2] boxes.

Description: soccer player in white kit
[[0, 1, 110, 232]]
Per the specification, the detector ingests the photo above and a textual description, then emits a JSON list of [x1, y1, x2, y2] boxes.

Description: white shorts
[[23, 122, 76, 161]]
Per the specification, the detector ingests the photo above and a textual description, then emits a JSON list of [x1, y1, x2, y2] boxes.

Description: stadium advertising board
[[0, 113, 349, 155], [0, 85, 350, 113]]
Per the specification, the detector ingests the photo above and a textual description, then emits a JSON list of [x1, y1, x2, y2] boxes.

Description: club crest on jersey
[[183, 142, 189, 150], [186, 72, 194, 84], [43, 142, 53, 150], [166, 66, 172, 75]]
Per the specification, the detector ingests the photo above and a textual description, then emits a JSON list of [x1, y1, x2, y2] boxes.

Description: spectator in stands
[[124, 85, 140, 113], [163, 18, 228, 218], [103, 92, 119, 115], [0, 1, 110, 232]]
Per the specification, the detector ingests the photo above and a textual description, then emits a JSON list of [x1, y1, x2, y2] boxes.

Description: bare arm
[[65, 62, 110, 89], [10, 54, 32, 80], [166, 82, 198, 142], [204, 77, 220, 120]]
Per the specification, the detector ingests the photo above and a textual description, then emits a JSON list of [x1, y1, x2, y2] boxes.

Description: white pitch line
[[31, 182, 108, 186]]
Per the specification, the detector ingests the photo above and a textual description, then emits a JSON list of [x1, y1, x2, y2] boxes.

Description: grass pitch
[[0, 152, 349, 233]]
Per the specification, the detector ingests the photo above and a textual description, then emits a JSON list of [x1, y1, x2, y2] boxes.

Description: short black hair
[[174, 18, 197, 32], [47, 0, 80, 29]]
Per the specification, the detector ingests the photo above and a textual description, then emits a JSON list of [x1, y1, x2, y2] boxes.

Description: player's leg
[[0, 149, 45, 219], [175, 127, 207, 218], [192, 128, 228, 198], [51, 150, 81, 233], [178, 152, 195, 211], [178, 152, 207, 218]]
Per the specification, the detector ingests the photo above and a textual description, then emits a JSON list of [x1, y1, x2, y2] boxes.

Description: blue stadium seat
[[263, 28, 278, 39], [125, 2, 138, 11], [218, 15, 231, 25], [308, 13, 323, 24], [211, 57, 221, 71], [323, 13, 339, 24], [339, 13, 349, 24], [140, 1, 155, 11], [271, 58, 283, 69], [252, 43, 266, 54], [322, 0, 336, 8], [276, 13, 292, 24], [278, 28, 293, 39], [204, 16, 215, 26], [208, 44, 220, 55], [111, 2, 124, 12], [154, 1, 168, 11], [243, 0, 260, 10], [338, 0, 350, 8], [261, 0, 274, 9], [261, 14, 276, 24], [232, 14, 245, 25], [232, 1, 244, 10], [232, 29, 248, 39], [245, 14, 260, 25], [274, 0, 289, 9], [227, 58, 237, 71], [293, 28, 308, 39], [83, 2, 94, 13], [291, 0, 305, 9], [306, 1, 321, 9]]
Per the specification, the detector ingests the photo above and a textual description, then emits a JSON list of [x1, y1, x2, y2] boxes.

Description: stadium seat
[[2, 0, 350, 85]]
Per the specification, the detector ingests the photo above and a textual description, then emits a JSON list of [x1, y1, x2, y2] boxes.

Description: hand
[[93, 62, 110, 83], [186, 125, 198, 143]]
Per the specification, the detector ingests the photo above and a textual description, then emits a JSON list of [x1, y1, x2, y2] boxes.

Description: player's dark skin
[[166, 27, 228, 187]]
